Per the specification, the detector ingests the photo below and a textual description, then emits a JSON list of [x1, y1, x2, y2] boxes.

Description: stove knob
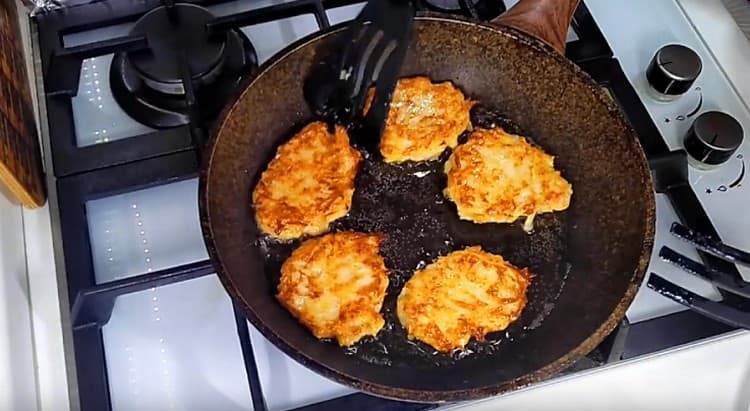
[[646, 44, 702, 101], [684, 111, 743, 169]]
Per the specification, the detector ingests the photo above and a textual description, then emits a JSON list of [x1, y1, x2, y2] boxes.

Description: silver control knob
[[646, 44, 702, 101], [684, 111, 743, 169]]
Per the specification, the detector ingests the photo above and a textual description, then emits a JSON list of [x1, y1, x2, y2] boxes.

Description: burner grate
[[109, 3, 258, 132]]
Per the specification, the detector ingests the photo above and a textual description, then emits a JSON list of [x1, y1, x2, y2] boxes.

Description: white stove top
[[60, 2, 364, 409], [33, 0, 750, 410], [585, 0, 750, 322]]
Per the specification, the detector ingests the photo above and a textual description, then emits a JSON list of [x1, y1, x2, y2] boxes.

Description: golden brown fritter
[[253, 121, 362, 240], [397, 247, 532, 352], [277, 232, 389, 346], [365, 76, 473, 163], [444, 128, 572, 228]]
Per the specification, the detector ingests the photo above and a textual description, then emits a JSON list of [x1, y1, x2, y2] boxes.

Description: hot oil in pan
[[258, 105, 571, 368]]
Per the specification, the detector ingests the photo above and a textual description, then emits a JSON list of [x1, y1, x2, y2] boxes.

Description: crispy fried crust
[[253, 121, 362, 240], [444, 128, 572, 225], [277, 232, 389, 346], [397, 247, 532, 352], [365, 76, 473, 163]]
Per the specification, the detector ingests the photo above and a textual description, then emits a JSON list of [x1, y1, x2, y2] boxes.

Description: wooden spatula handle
[[492, 0, 580, 54]]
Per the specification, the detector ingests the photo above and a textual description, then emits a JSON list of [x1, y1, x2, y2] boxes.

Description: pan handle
[[492, 0, 580, 54]]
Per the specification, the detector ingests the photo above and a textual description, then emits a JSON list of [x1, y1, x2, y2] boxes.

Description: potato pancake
[[365, 76, 473, 163], [444, 128, 572, 227], [277, 232, 389, 346], [397, 247, 532, 352], [253, 121, 362, 240]]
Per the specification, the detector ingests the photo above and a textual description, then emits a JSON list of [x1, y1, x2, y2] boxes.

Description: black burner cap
[[128, 3, 225, 84], [110, 2, 258, 129]]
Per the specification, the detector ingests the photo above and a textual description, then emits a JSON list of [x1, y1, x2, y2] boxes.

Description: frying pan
[[199, 0, 656, 402]]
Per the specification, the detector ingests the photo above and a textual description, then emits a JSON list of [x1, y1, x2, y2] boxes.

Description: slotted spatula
[[303, 0, 416, 140]]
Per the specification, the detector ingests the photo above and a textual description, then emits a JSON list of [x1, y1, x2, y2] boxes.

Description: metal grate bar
[[46, 35, 148, 96], [647, 274, 750, 329], [312, 0, 331, 29], [233, 304, 269, 411], [206, 0, 324, 34], [57, 34, 147, 59], [71, 260, 215, 330], [178, 49, 208, 151]]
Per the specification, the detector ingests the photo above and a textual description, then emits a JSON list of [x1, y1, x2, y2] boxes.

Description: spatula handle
[[492, 0, 580, 54]]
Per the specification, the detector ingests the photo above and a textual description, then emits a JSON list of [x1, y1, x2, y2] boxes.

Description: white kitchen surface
[[449, 331, 750, 411], [0, 192, 38, 411], [23, 203, 75, 411]]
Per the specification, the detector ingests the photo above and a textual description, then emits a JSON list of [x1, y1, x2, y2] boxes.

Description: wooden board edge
[[0, 160, 45, 208]]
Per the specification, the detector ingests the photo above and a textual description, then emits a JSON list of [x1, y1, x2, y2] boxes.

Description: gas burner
[[420, 0, 505, 21], [111, 3, 258, 129]]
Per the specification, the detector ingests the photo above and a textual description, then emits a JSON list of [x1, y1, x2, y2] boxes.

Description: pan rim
[[199, 14, 656, 403]]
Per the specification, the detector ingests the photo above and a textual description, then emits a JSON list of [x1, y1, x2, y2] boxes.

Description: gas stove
[[24, 0, 750, 410]]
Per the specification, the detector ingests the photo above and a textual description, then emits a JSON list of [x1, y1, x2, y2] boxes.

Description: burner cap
[[128, 3, 225, 89], [110, 1, 258, 130]]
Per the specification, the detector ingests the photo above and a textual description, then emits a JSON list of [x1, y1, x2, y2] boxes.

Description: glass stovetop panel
[[240, 14, 320, 64], [210, 0, 296, 16], [102, 274, 253, 411], [72, 55, 156, 147], [85, 174, 358, 408], [86, 178, 207, 284], [64, 24, 157, 146], [327, 3, 365, 25], [248, 323, 354, 411]]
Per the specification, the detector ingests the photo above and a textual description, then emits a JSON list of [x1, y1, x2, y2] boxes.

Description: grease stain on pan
[[256, 105, 572, 368]]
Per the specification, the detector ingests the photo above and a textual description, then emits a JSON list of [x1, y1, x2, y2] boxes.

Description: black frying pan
[[199, 0, 655, 402]]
